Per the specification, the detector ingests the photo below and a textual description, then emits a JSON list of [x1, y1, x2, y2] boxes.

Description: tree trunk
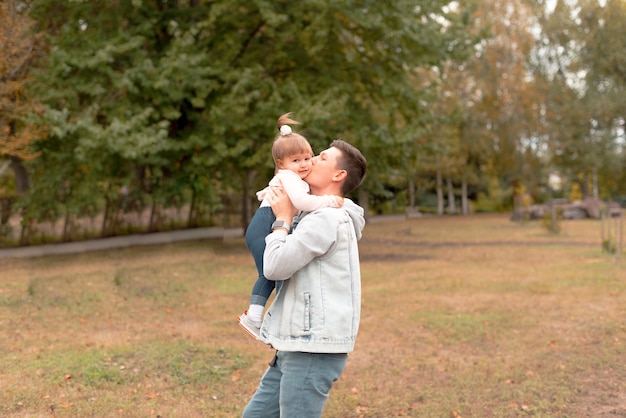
[[187, 187, 197, 228], [149, 200, 159, 232], [357, 188, 369, 220], [579, 173, 589, 198], [447, 178, 456, 214], [407, 176, 416, 211], [62, 211, 72, 242], [241, 170, 254, 232], [461, 175, 469, 215], [9, 155, 30, 193], [102, 198, 112, 237], [436, 167, 444, 215]]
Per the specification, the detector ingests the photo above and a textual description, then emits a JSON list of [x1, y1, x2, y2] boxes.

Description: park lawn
[[0, 213, 624, 417]]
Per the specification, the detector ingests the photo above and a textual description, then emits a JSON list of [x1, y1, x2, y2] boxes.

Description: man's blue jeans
[[242, 351, 348, 418]]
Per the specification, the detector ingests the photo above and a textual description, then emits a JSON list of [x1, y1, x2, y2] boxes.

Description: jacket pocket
[[303, 292, 311, 332]]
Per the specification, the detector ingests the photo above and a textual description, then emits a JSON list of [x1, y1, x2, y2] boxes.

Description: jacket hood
[[343, 198, 365, 240]]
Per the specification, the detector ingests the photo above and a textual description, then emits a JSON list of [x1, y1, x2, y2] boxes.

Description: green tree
[[466, 0, 547, 210], [576, 0, 625, 199], [23, 0, 479, 232], [420, 0, 546, 214], [27, 0, 222, 233], [531, 0, 625, 200]]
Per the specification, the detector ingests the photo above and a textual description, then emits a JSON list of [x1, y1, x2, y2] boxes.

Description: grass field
[[1, 213, 624, 417]]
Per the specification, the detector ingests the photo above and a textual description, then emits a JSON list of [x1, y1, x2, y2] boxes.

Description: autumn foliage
[[0, 0, 45, 161]]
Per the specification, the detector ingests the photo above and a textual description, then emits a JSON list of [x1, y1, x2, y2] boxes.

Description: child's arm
[[256, 187, 269, 201], [275, 170, 343, 211]]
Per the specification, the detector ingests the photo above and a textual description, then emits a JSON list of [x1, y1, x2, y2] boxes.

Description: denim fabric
[[242, 351, 348, 418], [245, 206, 276, 306], [260, 204, 362, 353]]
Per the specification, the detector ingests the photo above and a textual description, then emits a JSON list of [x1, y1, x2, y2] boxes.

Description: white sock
[[247, 304, 264, 322]]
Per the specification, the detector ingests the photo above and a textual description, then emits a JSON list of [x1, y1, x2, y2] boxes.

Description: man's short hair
[[330, 139, 367, 196]]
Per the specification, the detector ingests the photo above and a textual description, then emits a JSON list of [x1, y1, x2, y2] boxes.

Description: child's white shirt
[[256, 169, 341, 211]]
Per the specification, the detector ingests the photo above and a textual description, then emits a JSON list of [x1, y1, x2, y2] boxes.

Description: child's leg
[[244, 206, 275, 322]]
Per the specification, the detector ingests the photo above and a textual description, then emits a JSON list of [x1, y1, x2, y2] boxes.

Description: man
[[242, 139, 367, 418]]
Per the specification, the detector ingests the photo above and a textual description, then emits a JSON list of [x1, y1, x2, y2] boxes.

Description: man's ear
[[333, 170, 347, 182]]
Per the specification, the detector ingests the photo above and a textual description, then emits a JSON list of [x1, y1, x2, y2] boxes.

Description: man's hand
[[268, 185, 298, 221]]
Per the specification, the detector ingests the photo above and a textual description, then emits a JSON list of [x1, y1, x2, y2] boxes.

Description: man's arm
[[263, 211, 337, 280], [264, 185, 336, 280], [266, 184, 298, 233]]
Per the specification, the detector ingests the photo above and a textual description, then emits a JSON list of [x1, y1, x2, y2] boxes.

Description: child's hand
[[256, 188, 268, 201]]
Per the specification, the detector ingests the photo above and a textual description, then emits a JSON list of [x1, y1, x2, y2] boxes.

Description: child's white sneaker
[[238, 311, 261, 340]]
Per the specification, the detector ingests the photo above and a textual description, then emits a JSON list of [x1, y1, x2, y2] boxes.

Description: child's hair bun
[[279, 125, 292, 136]]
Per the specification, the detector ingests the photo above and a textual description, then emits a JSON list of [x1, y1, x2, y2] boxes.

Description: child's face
[[277, 152, 313, 179]]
